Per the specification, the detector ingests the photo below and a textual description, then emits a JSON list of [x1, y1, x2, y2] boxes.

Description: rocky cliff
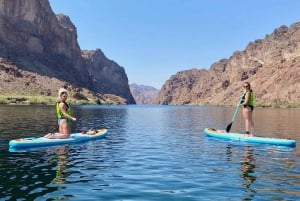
[[0, 0, 135, 104], [129, 83, 159, 104], [155, 23, 300, 107]]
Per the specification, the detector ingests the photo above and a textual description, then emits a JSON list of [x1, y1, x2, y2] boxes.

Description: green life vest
[[248, 91, 254, 106], [56, 101, 71, 119], [241, 90, 254, 106]]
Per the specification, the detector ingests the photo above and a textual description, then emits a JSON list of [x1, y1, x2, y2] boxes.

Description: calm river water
[[0, 105, 299, 201]]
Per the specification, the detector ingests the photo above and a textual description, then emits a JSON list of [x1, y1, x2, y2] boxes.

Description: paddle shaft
[[231, 102, 241, 122], [226, 93, 245, 132]]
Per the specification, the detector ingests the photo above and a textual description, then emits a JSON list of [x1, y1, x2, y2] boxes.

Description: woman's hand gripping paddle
[[225, 93, 244, 133]]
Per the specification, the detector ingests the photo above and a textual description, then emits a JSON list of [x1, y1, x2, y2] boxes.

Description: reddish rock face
[[129, 83, 159, 104], [0, 0, 135, 104], [155, 24, 300, 106]]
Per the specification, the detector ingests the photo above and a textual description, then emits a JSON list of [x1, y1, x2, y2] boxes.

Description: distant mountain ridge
[[155, 22, 300, 107], [129, 83, 159, 104], [0, 0, 135, 104]]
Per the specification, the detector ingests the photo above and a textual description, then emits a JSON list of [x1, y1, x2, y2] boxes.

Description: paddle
[[225, 93, 245, 133]]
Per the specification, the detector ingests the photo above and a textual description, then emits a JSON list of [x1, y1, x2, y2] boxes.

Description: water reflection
[[0, 150, 61, 200], [50, 146, 69, 185], [0, 105, 299, 200], [224, 144, 257, 200], [241, 146, 256, 190]]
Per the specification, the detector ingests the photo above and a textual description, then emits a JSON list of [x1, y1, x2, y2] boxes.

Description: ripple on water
[[0, 105, 299, 200]]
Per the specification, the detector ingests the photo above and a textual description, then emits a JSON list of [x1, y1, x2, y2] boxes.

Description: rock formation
[[129, 83, 159, 104], [155, 23, 300, 107], [0, 0, 135, 104]]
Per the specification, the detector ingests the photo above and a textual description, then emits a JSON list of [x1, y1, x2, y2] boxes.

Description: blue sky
[[49, 0, 300, 89]]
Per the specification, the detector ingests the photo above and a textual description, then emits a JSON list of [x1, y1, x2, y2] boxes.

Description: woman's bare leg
[[243, 107, 253, 137]]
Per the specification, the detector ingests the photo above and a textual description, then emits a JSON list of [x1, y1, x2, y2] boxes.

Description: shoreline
[[0, 96, 299, 108]]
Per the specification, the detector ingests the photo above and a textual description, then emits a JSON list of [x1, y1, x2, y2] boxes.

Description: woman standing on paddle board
[[241, 82, 254, 137], [44, 88, 76, 139]]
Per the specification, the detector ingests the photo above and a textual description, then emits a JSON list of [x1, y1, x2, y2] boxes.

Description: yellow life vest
[[241, 90, 254, 106], [56, 101, 71, 119]]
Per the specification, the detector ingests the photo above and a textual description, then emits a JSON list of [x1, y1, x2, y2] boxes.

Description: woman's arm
[[59, 103, 76, 121]]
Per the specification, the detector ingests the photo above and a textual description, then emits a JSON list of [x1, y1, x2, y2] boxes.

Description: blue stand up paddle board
[[203, 128, 296, 147], [9, 129, 108, 149]]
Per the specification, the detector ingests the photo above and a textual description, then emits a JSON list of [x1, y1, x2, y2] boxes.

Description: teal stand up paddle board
[[9, 129, 108, 149], [203, 128, 296, 147]]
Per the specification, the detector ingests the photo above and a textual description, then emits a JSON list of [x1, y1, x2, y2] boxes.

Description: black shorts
[[243, 105, 254, 111]]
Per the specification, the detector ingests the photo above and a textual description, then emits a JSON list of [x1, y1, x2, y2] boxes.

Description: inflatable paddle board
[[203, 128, 296, 147], [9, 129, 108, 148]]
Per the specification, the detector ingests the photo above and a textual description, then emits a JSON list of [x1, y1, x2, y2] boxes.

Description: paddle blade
[[226, 122, 233, 133]]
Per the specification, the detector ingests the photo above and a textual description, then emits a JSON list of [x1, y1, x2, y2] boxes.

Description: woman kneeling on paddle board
[[240, 82, 254, 137], [44, 88, 77, 139]]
